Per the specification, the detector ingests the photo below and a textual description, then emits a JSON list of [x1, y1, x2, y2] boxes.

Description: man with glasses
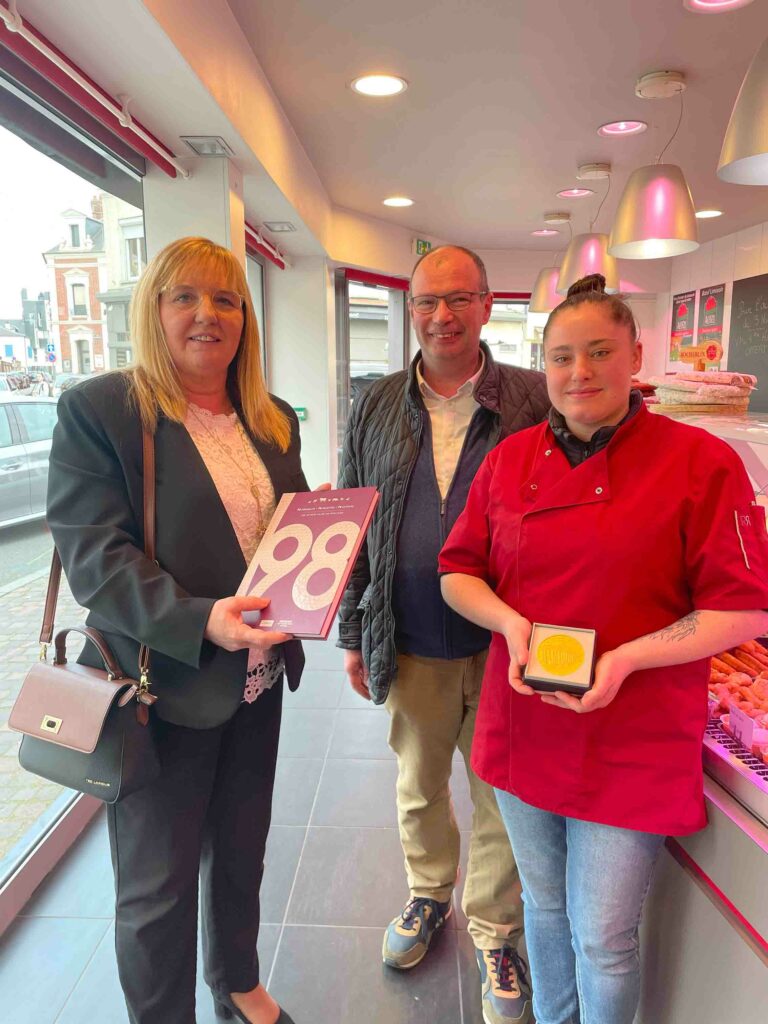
[[338, 245, 549, 1024]]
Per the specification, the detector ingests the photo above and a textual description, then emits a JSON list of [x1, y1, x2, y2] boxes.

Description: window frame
[[246, 252, 268, 378], [335, 268, 410, 451], [67, 276, 90, 319]]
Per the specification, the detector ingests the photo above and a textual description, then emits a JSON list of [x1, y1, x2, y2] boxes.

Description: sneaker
[[382, 896, 452, 969], [476, 945, 532, 1024]]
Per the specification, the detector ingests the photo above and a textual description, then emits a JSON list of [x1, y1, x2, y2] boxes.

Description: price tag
[[729, 701, 755, 750]]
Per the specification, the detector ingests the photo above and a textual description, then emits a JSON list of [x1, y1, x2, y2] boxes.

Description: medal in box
[[524, 623, 597, 694]]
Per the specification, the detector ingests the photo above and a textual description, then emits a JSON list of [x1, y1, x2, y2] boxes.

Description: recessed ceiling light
[[383, 196, 414, 207], [557, 188, 594, 198], [531, 228, 560, 236], [351, 74, 408, 97], [695, 209, 724, 218], [598, 120, 648, 137], [683, 0, 754, 12]]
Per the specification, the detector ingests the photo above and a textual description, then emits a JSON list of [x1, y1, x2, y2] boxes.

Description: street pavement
[[0, 569, 85, 869]]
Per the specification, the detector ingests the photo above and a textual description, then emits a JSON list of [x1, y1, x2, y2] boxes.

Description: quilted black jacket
[[337, 342, 550, 703]]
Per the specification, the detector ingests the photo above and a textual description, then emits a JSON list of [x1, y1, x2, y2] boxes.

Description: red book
[[238, 487, 379, 639]]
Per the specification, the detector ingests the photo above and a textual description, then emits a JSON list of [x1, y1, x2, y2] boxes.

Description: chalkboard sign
[[730, 272, 768, 413]]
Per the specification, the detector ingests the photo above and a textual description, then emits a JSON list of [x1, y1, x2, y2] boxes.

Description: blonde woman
[[47, 238, 306, 1024]]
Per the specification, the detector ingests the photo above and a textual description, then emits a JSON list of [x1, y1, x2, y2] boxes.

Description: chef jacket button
[[545, 449, 552, 456], [595, 486, 603, 495], [530, 483, 538, 490]]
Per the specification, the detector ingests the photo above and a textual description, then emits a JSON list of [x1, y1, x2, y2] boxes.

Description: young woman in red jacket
[[439, 275, 768, 1024]]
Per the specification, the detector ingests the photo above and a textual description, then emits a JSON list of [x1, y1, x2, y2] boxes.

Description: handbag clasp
[[39, 643, 48, 662], [40, 715, 62, 734]]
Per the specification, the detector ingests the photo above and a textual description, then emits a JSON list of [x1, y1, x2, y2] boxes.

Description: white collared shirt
[[416, 354, 484, 499]]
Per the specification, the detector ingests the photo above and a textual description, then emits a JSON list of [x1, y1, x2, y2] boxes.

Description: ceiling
[[226, 0, 768, 251]]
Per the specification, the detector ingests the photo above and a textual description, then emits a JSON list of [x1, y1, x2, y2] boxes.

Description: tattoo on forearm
[[647, 611, 701, 643]]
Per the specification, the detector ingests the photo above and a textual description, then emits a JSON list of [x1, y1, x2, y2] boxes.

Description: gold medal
[[536, 634, 585, 676]]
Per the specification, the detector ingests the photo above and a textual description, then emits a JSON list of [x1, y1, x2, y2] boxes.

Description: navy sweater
[[391, 407, 492, 660]]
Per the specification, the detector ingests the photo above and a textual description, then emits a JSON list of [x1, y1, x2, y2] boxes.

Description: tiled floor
[[0, 633, 486, 1024]]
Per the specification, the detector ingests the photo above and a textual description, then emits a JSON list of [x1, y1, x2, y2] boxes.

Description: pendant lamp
[[718, 36, 768, 184], [529, 267, 562, 312], [608, 163, 698, 259], [556, 234, 619, 295]]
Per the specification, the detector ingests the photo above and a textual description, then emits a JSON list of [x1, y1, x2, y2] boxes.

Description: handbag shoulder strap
[[40, 427, 157, 655]]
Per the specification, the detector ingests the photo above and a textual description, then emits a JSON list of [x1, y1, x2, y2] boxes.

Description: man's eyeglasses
[[409, 291, 488, 314], [161, 285, 245, 315]]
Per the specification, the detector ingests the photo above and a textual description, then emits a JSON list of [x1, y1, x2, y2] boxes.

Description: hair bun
[[566, 274, 606, 298]]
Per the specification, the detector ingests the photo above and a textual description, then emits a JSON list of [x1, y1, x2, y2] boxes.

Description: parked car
[[350, 372, 385, 403], [0, 394, 60, 529], [0, 371, 33, 394], [53, 372, 90, 395]]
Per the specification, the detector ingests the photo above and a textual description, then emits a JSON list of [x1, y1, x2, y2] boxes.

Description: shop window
[[335, 270, 409, 452], [485, 299, 544, 371], [0, 116, 146, 899]]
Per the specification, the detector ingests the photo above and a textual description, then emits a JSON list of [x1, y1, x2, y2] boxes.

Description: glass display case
[[680, 414, 768, 827]]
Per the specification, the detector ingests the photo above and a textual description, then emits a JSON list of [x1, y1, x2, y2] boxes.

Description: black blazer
[[46, 372, 307, 728]]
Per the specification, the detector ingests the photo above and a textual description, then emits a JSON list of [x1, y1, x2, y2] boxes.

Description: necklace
[[188, 404, 265, 522]]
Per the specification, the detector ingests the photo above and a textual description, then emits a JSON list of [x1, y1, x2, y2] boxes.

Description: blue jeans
[[494, 790, 664, 1024]]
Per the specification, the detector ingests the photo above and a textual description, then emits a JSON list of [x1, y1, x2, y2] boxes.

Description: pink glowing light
[[683, 0, 754, 11], [598, 120, 648, 137], [557, 188, 594, 198], [652, 180, 670, 220], [531, 228, 559, 236]]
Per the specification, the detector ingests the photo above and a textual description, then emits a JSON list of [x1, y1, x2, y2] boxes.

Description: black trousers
[[107, 679, 283, 1024]]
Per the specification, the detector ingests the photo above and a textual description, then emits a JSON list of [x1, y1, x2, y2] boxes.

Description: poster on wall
[[669, 290, 696, 366], [695, 284, 725, 370]]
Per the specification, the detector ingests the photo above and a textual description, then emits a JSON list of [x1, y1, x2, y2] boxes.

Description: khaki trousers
[[385, 650, 524, 949]]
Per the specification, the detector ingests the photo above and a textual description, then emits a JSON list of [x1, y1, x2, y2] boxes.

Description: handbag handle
[[53, 626, 125, 677], [40, 426, 157, 692]]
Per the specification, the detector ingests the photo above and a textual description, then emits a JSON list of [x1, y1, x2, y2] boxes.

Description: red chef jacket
[[438, 405, 768, 835]]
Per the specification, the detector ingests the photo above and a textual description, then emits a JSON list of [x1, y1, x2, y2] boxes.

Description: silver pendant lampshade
[[608, 163, 698, 259], [556, 234, 619, 295], [718, 36, 768, 184], [529, 267, 563, 313]]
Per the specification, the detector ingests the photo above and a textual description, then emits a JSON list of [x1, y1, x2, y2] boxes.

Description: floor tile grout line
[[50, 916, 112, 1024], [265, 697, 338, 990]]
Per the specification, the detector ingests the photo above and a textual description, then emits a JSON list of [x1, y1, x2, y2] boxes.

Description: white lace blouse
[[184, 403, 284, 702]]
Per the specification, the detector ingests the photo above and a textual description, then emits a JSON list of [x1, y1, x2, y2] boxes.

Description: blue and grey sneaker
[[476, 945, 532, 1024], [382, 896, 452, 969]]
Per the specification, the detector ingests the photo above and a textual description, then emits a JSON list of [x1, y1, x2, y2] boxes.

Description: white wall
[[143, 158, 245, 265], [661, 219, 768, 374], [266, 257, 335, 485], [143, 0, 332, 253]]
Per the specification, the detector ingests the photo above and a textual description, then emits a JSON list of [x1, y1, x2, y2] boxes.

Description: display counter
[[639, 412, 768, 1021]]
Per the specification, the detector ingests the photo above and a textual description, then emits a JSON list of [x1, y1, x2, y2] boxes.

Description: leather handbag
[[9, 429, 161, 803]]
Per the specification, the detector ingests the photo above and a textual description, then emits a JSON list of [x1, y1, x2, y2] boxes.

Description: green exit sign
[[412, 238, 432, 257], [293, 406, 307, 421]]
